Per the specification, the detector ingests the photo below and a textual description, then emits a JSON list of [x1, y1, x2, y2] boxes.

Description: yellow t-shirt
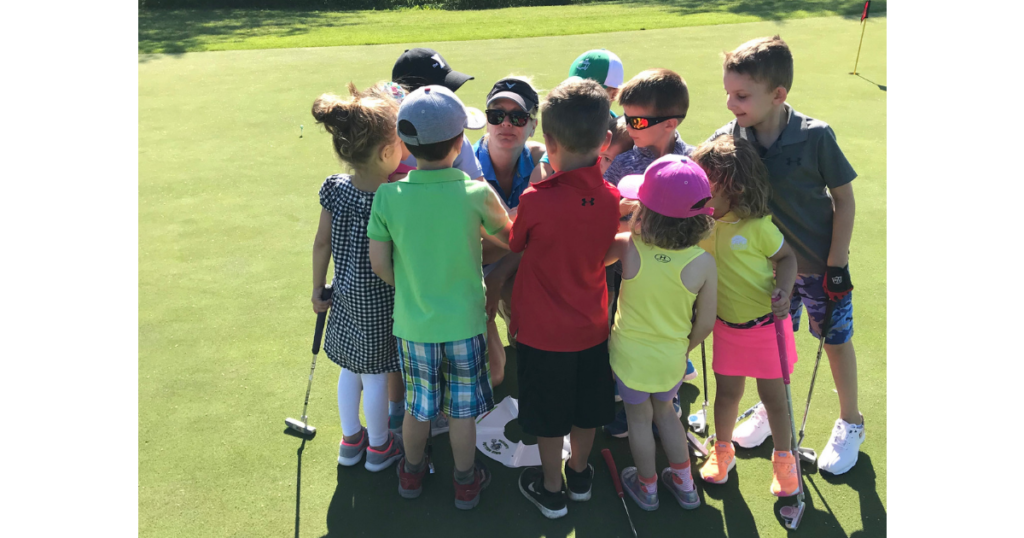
[[698, 213, 784, 324], [609, 237, 704, 393]]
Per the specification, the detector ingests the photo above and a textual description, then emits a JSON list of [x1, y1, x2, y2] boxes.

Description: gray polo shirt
[[708, 105, 856, 274]]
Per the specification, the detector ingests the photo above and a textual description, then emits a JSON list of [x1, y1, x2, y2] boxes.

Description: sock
[[639, 473, 657, 495], [404, 458, 425, 474], [774, 450, 791, 459], [454, 466, 475, 485], [338, 368, 364, 438], [389, 400, 405, 417], [361, 373, 389, 447], [669, 461, 695, 490]]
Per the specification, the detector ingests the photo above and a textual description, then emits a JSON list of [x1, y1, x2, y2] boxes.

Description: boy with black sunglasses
[[601, 67, 699, 439]]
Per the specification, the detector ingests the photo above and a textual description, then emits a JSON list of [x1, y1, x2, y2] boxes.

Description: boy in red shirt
[[508, 78, 620, 519]]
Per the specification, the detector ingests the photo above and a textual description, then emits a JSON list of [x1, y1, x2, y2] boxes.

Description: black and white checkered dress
[[319, 175, 399, 374]]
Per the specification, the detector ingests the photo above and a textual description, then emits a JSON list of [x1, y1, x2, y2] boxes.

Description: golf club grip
[[773, 316, 791, 385], [312, 286, 333, 355], [601, 449, 625, 497]]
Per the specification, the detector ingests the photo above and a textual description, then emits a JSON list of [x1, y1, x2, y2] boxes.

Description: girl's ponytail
[[311, 82, 399, 167]]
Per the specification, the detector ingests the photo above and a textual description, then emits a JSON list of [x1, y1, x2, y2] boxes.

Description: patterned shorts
[[789, 273, 854, 345], [397, 334, 494, 421]]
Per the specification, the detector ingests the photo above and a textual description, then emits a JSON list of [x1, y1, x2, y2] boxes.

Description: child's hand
[[312, 286, 332, 313], [770, 288, 790, 319], [484, 274, 503, 322]]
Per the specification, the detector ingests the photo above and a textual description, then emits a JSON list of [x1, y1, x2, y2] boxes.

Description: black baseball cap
[[485, 77, 539, 112], [391, 48, 474, 93]]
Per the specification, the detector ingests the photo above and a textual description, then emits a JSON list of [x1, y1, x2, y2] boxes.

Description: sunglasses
[[624, 115, 685, 130], [485, 109, 533, 127]]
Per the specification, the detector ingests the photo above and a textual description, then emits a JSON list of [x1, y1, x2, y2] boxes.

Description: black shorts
[[516, 340, 616, 438]]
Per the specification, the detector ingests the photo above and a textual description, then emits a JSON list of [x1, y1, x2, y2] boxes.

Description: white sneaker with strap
[[733, 403, 771, 449]]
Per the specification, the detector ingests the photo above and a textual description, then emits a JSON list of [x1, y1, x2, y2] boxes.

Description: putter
[[687, 341, 710, 436], [285, 286, 333, 440], [773, 300, 806, 530], [601, 449, 638, 538], [793, 300, 837, 465]]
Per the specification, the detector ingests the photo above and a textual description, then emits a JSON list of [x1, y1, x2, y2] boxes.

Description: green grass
[[139, 15, 886, 538], [139, 0, 885, 53]]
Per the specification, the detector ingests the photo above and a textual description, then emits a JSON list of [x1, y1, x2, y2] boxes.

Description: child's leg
[[755, 378, 792, 452], [387, 371, 405, 422], [567, 426, 596, 473], [651, 397, 688, 465], [623, 398, 656, 479], [338, 368, 364, 443], [825, 341, 861, 424], [396, 338, 441, 469], [538, 436, 567, 492], [485, 319, 506, 387], [361, 373, 390, 449], [448, 417, 477, 474], [712, 374, 746, 443], [442, 334, 494, 474]]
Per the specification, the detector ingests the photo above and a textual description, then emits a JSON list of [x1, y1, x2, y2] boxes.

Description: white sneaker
[[733, 403, 771, 448], [818, 415, 865, 475]]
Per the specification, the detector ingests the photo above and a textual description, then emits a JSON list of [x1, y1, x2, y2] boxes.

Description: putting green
[[140, 15, 885, 537]]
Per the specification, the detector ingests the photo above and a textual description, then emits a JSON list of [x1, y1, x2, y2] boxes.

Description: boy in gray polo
[[709, 35, 864, 476]]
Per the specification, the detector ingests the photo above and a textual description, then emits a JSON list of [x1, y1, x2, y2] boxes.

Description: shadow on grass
[[139, 9, 365, 55]]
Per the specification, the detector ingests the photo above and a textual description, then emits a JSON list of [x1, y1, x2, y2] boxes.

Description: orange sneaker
[[771, 450, 801, 497], [699, 442, 736, 484]]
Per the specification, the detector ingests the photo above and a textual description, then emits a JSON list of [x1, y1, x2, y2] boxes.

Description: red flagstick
[[851, 1, 871, 75]]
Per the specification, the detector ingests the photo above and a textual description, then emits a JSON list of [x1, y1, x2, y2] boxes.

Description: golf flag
[[852, 1, 871, 74]]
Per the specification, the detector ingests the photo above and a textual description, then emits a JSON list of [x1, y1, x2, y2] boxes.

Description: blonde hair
[[692, 135, 772, 219], [311, 82, 398, 166], [723, 35, 794, 92], [629, 203, 715, 251]]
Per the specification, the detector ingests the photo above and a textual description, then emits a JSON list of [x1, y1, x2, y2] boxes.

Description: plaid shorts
[[789, 273, 854, 345], [397, 334, 494, 421]]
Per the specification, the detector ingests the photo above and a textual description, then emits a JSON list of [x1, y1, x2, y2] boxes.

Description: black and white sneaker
[[519, 467, 568, 519], [564, 462, 594, 501]]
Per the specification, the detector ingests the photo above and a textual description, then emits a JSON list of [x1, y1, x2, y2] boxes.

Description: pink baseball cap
[[617, 155, 714, 218]]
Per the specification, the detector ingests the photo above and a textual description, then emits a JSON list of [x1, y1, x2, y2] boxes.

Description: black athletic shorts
[[516, 340, 616, 438]]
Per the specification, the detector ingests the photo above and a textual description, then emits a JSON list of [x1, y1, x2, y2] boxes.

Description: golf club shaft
[[601, 449, 637, 538], [773, 312, 805, 504], [797, 300, 835, 442], [300, 286, 333, 422], [700, 340, 709, 412]]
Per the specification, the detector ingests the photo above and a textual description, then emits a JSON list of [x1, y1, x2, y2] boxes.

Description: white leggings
[[338, 368, 389, 448]]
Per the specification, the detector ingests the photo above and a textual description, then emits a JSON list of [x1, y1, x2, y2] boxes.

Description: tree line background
[[140, 0, 599, 9]]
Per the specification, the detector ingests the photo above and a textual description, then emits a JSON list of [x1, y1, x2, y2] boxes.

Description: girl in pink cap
[[690, 135, 801, 498], [603, 153, 718, 511]]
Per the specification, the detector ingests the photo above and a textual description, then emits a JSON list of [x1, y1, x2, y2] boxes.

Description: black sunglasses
[[624, 115, 685, 130], [485, 109, 533, 127]]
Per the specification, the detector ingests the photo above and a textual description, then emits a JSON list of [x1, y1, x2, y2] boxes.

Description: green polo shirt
[[709, 104, 857, 274], [367, 168, 510, 343]]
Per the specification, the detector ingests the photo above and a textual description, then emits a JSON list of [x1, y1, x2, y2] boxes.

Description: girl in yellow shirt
[[691, 135, 800, 497], [604, 155, 717, 511]]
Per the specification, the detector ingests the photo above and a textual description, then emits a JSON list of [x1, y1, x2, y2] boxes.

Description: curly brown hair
[[630, 202, 715, 251], [692, 135, 772, 219], [311, 82, 398, 167]]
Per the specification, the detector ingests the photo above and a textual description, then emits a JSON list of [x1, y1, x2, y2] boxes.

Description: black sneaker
[[564, 462, 594, 501], [519, 467, 568, 519]]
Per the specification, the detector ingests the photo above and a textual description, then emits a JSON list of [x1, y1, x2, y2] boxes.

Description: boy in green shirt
[[368, 85, 512, 509]]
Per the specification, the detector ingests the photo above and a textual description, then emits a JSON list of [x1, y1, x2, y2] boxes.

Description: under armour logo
[[505, 82, 516, 89], [831, 276, 843, 285], [430, 53, 446, 69], [654, 254, 672, 263], [578, 59, 590, 70], [786, 157, 802, 166], [582, 198, 595, 206]]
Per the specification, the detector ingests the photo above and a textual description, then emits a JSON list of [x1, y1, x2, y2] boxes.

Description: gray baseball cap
[[397, 85, 485, 145]]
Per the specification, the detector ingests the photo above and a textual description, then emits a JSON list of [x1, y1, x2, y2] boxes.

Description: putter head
[[780, 501, 806, 529], [285, 418, 317, 440], [686, 430, 710, 458], [687, 409, 708, 435], [798, 447, 818, 464]]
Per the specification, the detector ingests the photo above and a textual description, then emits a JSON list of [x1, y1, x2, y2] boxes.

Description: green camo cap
[[568, 49, 624, 89]]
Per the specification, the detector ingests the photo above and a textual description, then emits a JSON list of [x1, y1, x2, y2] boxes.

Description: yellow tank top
[[609, 236, 704, 393]]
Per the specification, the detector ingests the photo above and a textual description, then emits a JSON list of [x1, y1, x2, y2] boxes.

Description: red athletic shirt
[[509, 162, 621, 352]]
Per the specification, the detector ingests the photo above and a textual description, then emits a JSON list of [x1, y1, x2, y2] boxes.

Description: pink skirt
[[711, 318, 798, 379]]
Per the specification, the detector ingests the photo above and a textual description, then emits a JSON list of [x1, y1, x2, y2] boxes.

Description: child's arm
[[369, 239, 395, 287], [686, 253, 718, 354], [769, 241, 798, 318], [312, 209, 334, 313], [603, 232, 631, 266], [618, 199, 637, 234], [529, 162, 555, 184], [484, 252, 521, 320], [827, 182, 856, 268]]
